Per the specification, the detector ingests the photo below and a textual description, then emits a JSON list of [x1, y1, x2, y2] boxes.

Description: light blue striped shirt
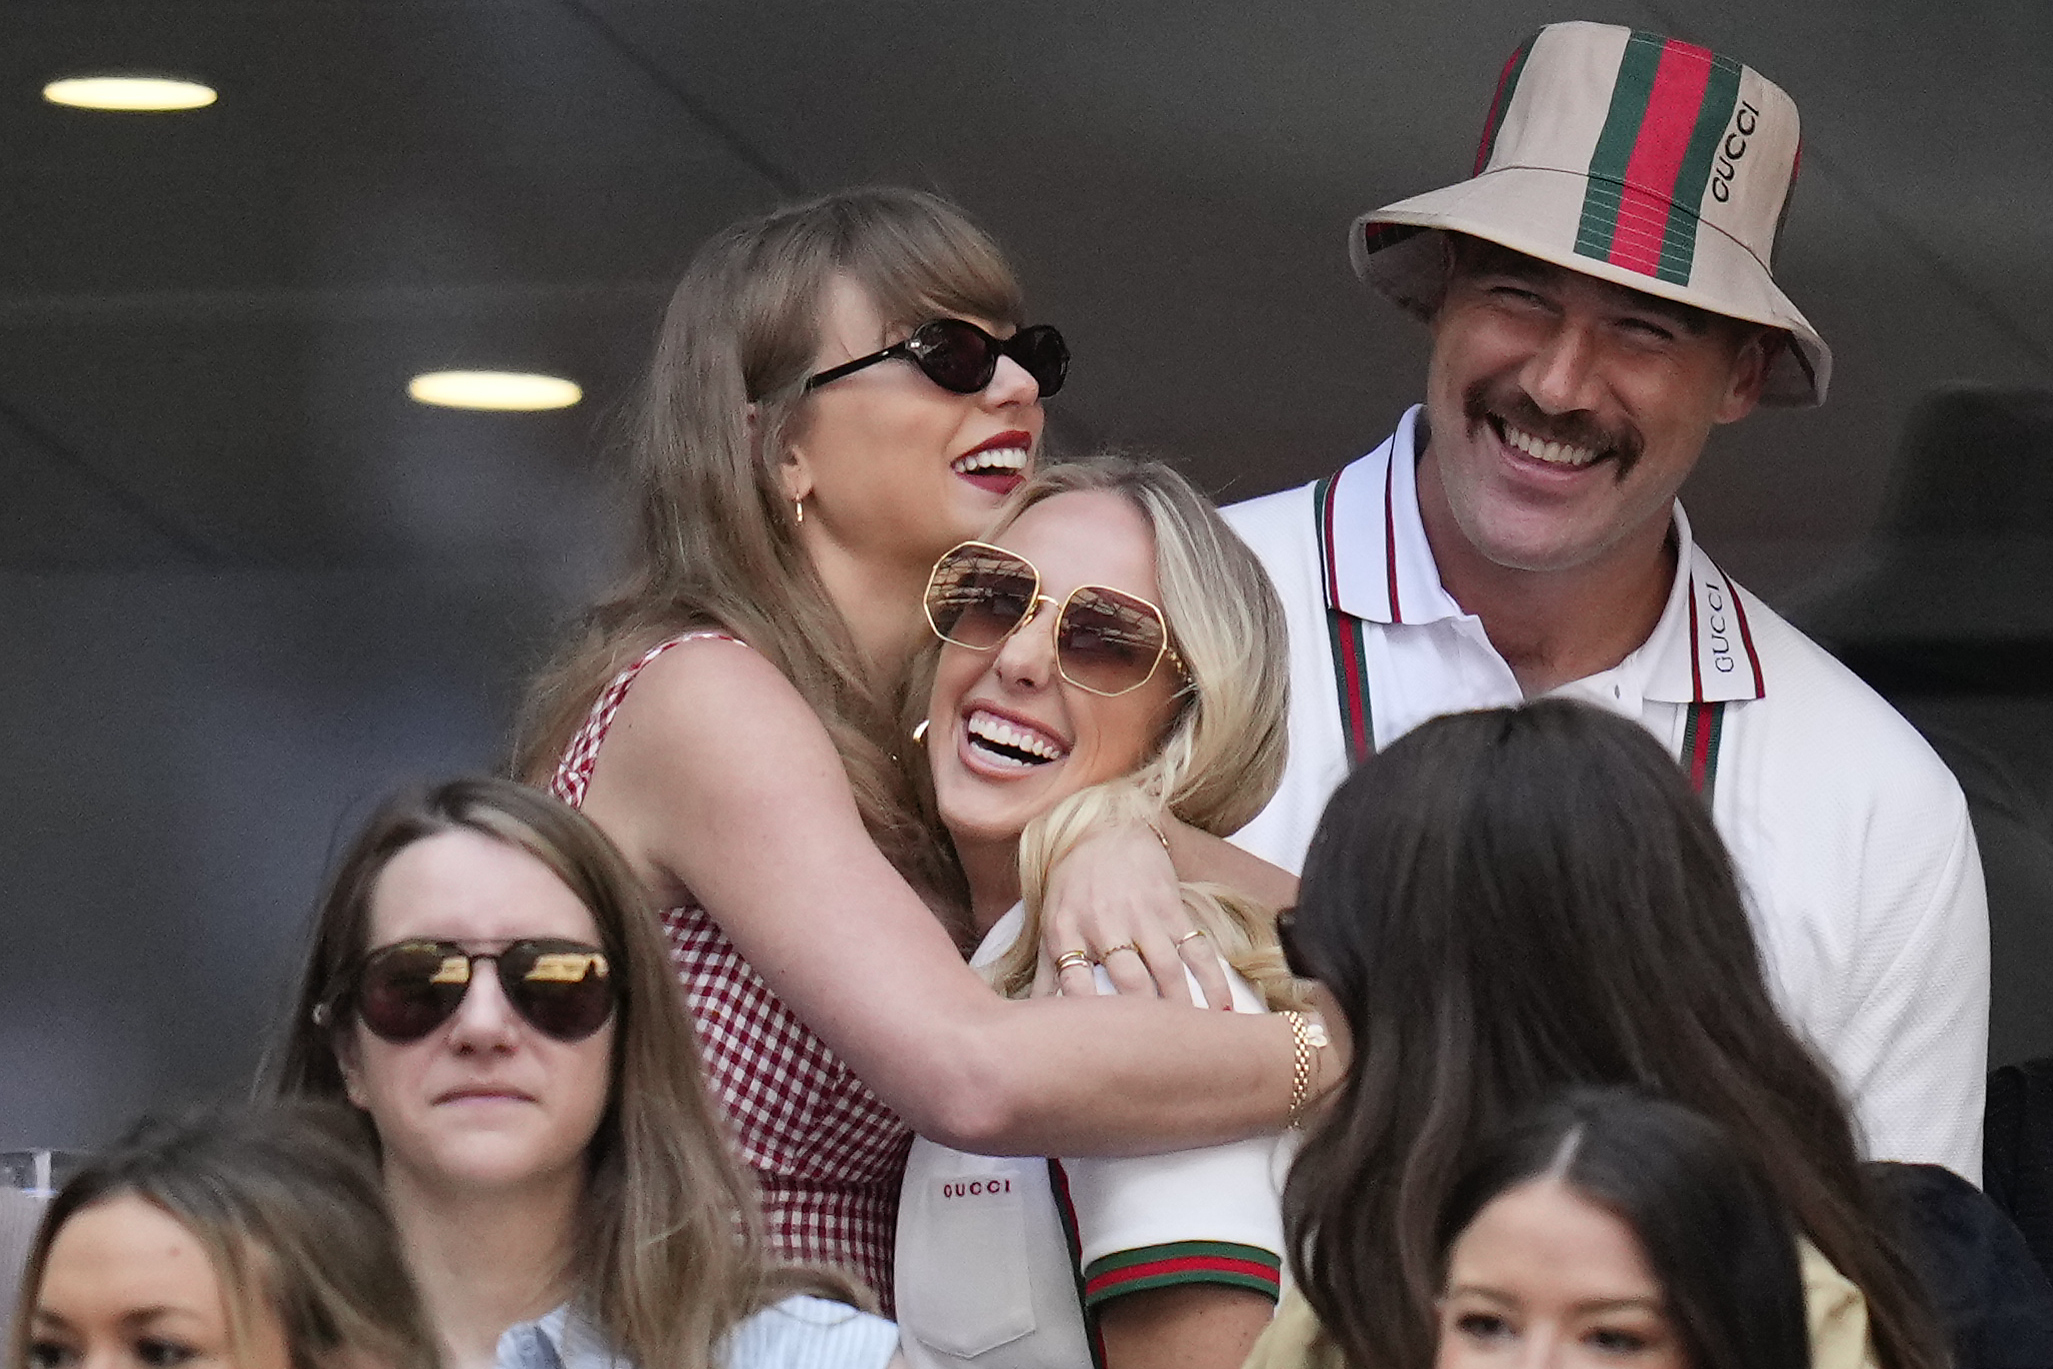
[[496, 1296, 899, 1369]]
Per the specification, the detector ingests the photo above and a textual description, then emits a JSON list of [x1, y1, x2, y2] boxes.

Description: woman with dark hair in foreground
[[1251, 699, 1943, 1369], [1434, 1088, 1814, 1369]]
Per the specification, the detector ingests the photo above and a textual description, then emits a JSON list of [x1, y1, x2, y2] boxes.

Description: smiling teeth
[[1502, 423, 1598, 468], [966, 709, 1067, 764], [952, 446, 1028, 475]]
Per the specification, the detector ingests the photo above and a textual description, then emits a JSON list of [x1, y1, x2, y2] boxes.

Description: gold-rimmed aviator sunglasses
[[923, 540, 1183, 698]]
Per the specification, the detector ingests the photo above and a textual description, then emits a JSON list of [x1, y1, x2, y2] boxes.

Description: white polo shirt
[[895, 906, 1288, 1369], [1223, 405, 1990, 1181]]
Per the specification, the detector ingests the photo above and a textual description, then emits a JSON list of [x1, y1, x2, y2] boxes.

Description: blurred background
[[3, 0, 2049, 1145]]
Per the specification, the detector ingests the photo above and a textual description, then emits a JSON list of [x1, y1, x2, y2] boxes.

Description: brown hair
[[269, 776, 857, 1369], [10, 1102, 438, 1369], [1282, 701, 1945, 1369], [515, 187, 1024, 904]]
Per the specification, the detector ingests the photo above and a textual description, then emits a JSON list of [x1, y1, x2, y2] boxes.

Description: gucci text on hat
[[1351, 21, 1829, 406]]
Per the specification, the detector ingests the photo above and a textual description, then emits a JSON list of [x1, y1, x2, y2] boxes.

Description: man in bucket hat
[[1225, 22, 1988, 1177]]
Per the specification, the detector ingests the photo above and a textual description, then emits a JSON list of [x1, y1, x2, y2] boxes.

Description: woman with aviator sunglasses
[[894, 457, 1305, 1369], [271, 776, 903, 1369], [512, 189, 1327, 1306]]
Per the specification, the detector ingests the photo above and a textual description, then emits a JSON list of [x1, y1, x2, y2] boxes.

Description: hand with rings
[[1053, 949, 1096, 975], [1038, 818, 1233, 1008]]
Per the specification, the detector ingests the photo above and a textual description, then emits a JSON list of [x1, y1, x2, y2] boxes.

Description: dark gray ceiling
[[8, 0, 2051, 587]]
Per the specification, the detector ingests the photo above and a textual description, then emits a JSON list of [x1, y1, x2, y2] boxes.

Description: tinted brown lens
[[499, 942, 614, 1042], [928, 548, 1038, 648], [909, 320, 998, 393], [1058, 589, 1167, 694], [357, 943, 469, 1042]]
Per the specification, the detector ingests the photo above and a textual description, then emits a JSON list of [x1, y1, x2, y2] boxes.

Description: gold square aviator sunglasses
[[923, 541, 1183, 698]]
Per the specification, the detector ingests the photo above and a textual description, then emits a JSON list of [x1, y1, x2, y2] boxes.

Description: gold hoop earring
[[911, 719, 929, 744], [794, 497, 805, 525]]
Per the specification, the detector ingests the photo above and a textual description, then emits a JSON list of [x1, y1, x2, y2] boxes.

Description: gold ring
[[1100, 942, 1143, 959], [1054, 950, 1095, 973], [1173, 929, 1208, 948]]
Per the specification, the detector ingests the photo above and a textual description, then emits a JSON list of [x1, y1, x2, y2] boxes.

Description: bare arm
[[1164, 818, 1299, 913], [1097, 1287, 1275, 1369], [1039, 817, 1299, 1006], [579, 640, 1320, 1156]]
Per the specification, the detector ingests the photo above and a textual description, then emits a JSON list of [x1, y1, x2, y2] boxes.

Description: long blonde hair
[[516, 187, 1024, 903], [268, 778, 859, 1369], [952, 456, 1301, 1007]]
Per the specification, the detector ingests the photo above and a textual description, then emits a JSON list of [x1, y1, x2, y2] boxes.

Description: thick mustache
[[1464, 383, 1644, 479]]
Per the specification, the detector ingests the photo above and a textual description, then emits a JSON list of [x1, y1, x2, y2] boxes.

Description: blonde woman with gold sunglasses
[[896, 455, 1305, 1369]]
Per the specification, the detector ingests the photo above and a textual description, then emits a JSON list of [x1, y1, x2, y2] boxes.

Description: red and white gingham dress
[[550, 632, 913, 1309]]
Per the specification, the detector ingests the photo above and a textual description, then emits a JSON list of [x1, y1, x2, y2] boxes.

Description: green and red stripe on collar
[[1315, 469, 1383, 766]]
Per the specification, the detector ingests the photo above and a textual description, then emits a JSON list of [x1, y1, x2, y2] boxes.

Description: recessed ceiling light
[[43, 75, 217, 112], [407, 371, 583, 412]]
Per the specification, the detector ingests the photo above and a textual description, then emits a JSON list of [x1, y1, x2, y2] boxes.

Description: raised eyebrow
[[1620, 296, 1710, 335]]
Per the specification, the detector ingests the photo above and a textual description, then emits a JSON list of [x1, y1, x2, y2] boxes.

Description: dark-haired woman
[[1248, 700, 1941, 1369], [15, 1103, 438, 1369], [513, 188, 1316, 1304], [1433, 1088, 1842, 1369]]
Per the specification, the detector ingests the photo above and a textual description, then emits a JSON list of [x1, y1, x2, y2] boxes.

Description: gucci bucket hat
[[1353, 20, 1830, 406]]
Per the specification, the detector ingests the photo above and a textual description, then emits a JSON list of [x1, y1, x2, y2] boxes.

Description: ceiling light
[[43, 75, 218, 111], [407, 371, 583, 412]]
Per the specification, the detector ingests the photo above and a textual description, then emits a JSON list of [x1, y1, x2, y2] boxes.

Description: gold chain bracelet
[[1283, 1010, 1332, 1129]]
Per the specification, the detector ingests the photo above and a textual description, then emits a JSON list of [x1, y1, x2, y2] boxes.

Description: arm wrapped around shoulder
[[1010, 779, 1305, 1013]]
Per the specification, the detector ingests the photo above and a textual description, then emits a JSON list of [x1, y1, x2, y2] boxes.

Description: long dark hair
[[1282, 700, 1942, 1369], [1439, 1088, 1810, 1369], [10, 1103, 438, 1369], [268, 776, 850, 1369]]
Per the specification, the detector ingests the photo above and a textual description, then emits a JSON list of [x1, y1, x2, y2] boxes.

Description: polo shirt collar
[[1324, 405, 1767, 703], [1323, 406, 1464, 627], [1645, 506, 1767, 703]]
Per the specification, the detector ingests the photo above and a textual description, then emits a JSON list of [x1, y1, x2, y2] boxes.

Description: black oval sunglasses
[[804, 318, 1068, 397]]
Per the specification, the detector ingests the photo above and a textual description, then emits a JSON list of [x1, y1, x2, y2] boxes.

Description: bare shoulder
[[603, 634, 830, 762], [581, 634, 860, 860]]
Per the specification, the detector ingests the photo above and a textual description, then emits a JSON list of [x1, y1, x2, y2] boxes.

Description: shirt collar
[[496, 1306, 628, 1369], [1326, 406, 1767, 703], [1323, 405, 1463, 626], [1643, 505, 1767, 703]]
